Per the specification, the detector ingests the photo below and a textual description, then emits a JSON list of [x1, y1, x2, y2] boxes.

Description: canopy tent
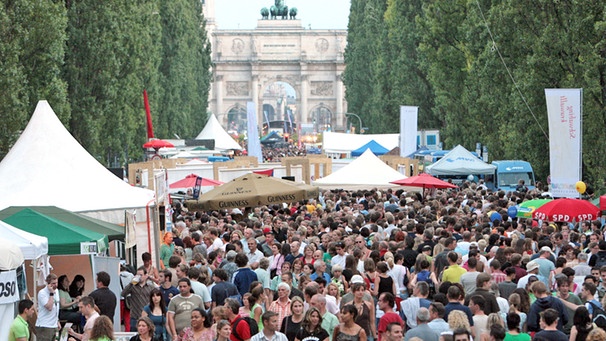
[[2, 208, 108, 255], [426, 145, 496, 176], [0, 240, 24, 341], [312, 149, 416, 190], [0, 206, 124, 241], [260, 131, 284, 145], [0, 101, 155, 213], [0, 220, 48, 260], [195, 113, 242, 150], [351, 140, 390, 157], [322, 132, 399, 155]]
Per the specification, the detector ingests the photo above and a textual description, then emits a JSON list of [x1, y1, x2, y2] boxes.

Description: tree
[[156, 0, 212, 140], [0, 0, 68, 159]]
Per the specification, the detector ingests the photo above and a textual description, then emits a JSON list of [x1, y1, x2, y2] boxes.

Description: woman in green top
[[89, 316, 114, 341], [58, 275, 81, 324], [249, 286, 265, 330], [504, 313, 530, 341]]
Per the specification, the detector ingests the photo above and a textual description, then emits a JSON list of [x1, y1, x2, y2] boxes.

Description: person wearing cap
[[534, 246, 555, 287], [262, 229, 277, 257], [517, 261, 545, 289], [340, 276, 373, 308]]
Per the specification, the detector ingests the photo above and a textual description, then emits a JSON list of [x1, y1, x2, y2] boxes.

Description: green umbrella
[[516, 199, 552, 219]]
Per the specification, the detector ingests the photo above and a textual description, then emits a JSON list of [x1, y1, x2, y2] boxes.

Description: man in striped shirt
[[121, 266, 155, 332]]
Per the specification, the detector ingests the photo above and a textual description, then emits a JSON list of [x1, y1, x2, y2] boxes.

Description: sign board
[[0, 270, 19, 304], [80, 242, 98, 255]]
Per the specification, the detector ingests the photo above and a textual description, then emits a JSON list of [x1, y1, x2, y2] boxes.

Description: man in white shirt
[[207, 227, 224, 253], [251, 311, 288, 341], [247, 238, 264, 269], [36, 274, 60, 341], [331, 242, 348, 268], [188, 267, 212, 309]]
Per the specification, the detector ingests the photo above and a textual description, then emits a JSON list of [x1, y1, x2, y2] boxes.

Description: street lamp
[[345, 113, 363, 134]]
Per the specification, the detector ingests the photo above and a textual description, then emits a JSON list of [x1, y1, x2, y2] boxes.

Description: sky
[[214, 0, 351, 30]]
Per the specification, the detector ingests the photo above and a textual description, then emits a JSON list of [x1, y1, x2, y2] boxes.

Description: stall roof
[[2, 208, 108, 255], [0, 206, 124, 241]]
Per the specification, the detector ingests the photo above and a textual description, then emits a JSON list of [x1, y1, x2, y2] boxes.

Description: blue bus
[[490, 160, 535, 192]]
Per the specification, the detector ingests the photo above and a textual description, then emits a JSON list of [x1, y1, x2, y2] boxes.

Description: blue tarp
[[351, 140, 389, 157]]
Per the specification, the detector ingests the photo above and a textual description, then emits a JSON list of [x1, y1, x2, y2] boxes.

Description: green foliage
[[0, 0, 68, 159], [345, 0, 606, 189], [0, 0, 211, 166], [156, 0, 212, 141]]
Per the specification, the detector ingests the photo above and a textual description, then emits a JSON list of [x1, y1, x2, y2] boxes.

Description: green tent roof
[[0, 206, 124, 241], [1, 208, 108, 255]]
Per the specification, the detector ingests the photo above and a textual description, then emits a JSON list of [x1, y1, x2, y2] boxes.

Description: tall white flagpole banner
[[545, 88, 582, 198], [399, 106, 418, 157], [247, 101, 263, 163]]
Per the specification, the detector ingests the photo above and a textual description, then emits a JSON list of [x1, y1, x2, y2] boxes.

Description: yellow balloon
[[576, 181, 586, 194]]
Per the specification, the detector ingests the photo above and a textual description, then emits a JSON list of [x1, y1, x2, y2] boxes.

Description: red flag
[[253, 169, 274, 176], [143, 90, 154, 139]]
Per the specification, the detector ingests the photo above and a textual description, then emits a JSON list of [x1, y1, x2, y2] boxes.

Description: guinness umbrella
[[169, 174, 224, 188], [533, 198, 599, 222], [391, 173, 458, 190], [189, 173, 319, 210]]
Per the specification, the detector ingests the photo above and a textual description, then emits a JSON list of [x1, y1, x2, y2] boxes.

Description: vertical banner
[[399, 106, 418, 157], [545, 89, 583, 198], [247, 101, 263, 163]]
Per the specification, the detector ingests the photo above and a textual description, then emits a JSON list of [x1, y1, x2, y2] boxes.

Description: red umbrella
[[532, 198, 600, 222], [390, 173, 458, 190], [169, 174, 224, 188], [143, 139, 174, 149]]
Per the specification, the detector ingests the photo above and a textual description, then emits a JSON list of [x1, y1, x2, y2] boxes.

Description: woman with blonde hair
[[507, 293, 527, 331], [588, 328, 606, 341], [479, 313, 503, 341], [447, 310, 472, 334], [326, 282, 342, 307], [281, 296, 305, 341]]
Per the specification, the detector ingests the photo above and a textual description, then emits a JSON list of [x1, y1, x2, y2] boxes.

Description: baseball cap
[[351, 275, 364, 284], [539, 246, 552, 254]]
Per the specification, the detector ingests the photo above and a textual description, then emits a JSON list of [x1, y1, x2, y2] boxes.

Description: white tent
[[0, 240, 24, 341], [322, 132, 399, 155], [312, 149, 414, 190], [426, 145, 496, 176], [0, 101, 155, 213], [195, 114, 242, 150], [0, 220, 48, 260]]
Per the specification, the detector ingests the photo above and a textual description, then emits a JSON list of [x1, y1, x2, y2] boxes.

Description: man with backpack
[[558, 281, 606, 329], [225, 297, 257, 341]]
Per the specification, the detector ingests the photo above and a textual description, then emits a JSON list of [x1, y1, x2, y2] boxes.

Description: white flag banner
[[0, 270, 19, 304], [247, 101, 263, 163], [399, 106, 418, 157], [545, 88, 582, 198]]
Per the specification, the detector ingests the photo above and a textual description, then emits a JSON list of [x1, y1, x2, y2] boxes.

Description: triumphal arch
[[203, 0, 348, 136]]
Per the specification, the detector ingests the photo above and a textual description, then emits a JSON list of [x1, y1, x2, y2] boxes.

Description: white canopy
[[322, 132, 399, 154], [0, 100, 155, 212], [312, 149, 412, 190], [426, 145, 496, 175], [195, 114, 242, 150], [0, 220, 48, 260]]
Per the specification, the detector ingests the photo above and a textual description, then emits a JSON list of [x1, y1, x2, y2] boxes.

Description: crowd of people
[[11, 182, 606, 341]]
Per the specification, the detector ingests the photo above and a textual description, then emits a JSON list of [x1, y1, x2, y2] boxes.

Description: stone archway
[[208, 19, 347, 135]]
